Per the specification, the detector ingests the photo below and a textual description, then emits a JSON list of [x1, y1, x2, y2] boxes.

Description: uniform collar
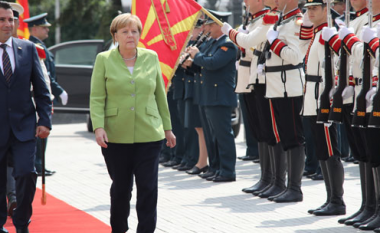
[[356, 8, 368, 17], [271, 7, 278, 12], [252, 8, 271, 19], [283, 8, 301, 20], [314, 23, 328, 34], [373, 13, 380, 23]]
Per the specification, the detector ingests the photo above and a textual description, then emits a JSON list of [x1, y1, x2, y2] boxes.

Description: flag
[[132, 0, 202, 87], [16, 0, 30, 39]]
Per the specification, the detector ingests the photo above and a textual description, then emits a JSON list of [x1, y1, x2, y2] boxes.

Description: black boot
[[313, 156, 346, 216], [242, 143, 272, 193], [252, 145, 275, 196], [358, 166, 380, 230], [345, 162, 376, 225], [272, 146, 304, 203], [338, 161, 366, 223], [257, 143, 286, 198], [308, 160, 330, 214]]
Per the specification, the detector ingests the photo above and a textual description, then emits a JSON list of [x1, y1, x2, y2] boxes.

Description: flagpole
[[200, 8, 223, 26]]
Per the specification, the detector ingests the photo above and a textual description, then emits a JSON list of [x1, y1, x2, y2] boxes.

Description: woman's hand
[[165, 130, 176, 148], [95, 128, 108, 148]]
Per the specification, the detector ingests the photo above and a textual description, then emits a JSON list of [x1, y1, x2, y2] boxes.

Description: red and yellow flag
[[16, 0, 30, 39], [132, 0, 202, 87]]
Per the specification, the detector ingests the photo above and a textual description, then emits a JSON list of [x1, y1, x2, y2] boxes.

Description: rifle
[[180, 32, 211, 65], [317, 0, 335, 123], [352, 0, 372, 127], [328, 1, 351, 123], [368, 52, 380, 128], [257, 5, 286, 73], [241, 5, 250, 58]]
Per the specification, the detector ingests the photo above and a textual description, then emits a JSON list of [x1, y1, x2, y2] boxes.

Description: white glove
[[221, 22, 233, 35], [335, 18, 345, 28], [238, 25, 249, 34], [341, 86, 354, 100], [60, 90, 68, 105], [257, 64, 265, 75], [322, 27, 338, 42], [266, 29, 279, 44], [361, 26, 377, 44], [236, 61, 239, 70], [302, 11, 313, 27], [329, 87, 337, 98], [377, 24, 380, 39], [339, 26, 354, 40], [366, 87, 377, 108]]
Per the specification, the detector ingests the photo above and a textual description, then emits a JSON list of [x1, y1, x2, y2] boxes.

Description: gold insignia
[[358, 12, 361, 16], [18, 47, 22, 50], [221, 46, 228, 51]]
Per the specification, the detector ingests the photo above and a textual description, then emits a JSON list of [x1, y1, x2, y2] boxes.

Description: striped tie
[[1, 44, 12, 84]]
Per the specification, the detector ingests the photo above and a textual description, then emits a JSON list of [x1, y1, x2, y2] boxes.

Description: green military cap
[[24, 13, 51, 27], [205, 9, 231, 24]]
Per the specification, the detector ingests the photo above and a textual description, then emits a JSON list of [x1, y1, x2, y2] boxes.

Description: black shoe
[[16, 228, 29, 233], [307, 173, 317, 179], [272, 189, 303, 203], [177, 165, 192, 171], [162, 160, 180, 167], [7, 197, 16, 216], [186, 165, 208, 174], [238, 155, 257, 161], [308, 202, 328, 214], [0, 227, 8, 233], [37, 169, 55, 176], [252, 158, 260, 163], [343, 156, 355, 163], [212, 175, 236, 182], [303, 170, 315, 176], [311, 173, 324, 180], [159, 157, 170, 164], [206, 174, 217, 181], [313, 203, 346, 216], [199, 171, 215, 179], [353, 160, 359, 164]]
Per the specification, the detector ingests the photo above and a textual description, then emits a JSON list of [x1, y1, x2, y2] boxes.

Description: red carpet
[[5, 188, 111, 232]]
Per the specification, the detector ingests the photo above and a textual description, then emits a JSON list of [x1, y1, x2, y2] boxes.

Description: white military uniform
[[264, 8, 305, 98], [230, 8, 272, 91], [300, 23, 328, 116]]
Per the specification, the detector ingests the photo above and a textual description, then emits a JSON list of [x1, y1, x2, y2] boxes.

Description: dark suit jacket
[[0, 38, 52, 147]]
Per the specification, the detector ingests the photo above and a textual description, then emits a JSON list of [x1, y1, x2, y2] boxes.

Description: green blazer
[[90, 47, 172, 143]]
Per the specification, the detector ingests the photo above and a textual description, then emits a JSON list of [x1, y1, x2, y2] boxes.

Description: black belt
[[265, 63, 303, 73], [253, 49, 262, 57], [355, 77, 363, 86], [306, 75, 322, 82], [239, 60, 251, 67]]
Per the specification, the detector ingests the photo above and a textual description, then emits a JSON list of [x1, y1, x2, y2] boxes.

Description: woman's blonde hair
[[110, 13, 142, 44]]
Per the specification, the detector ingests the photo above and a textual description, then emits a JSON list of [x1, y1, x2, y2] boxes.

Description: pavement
[[40, 114, 364, 233]]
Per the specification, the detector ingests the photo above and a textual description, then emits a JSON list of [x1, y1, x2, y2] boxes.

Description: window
[[55, 44, 99, 66]]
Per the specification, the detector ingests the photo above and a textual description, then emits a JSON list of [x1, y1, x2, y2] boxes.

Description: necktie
[[1, 44, 12, 84]]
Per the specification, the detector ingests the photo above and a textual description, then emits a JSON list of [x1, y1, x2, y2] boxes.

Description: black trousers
[[0, 131, 37, 230], [102, 140, 163, 233], [270, 96, 305, 151], [308, 116, 341, 160]]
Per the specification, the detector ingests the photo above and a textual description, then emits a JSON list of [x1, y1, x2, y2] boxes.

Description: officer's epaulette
[[280, 12, 301, 26]]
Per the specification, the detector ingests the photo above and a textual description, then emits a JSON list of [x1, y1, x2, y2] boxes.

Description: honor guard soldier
[[221, 1, 284, 196], [322, 0, 376, 226], [334, 1, 380, 229], [299, 0, 345, 216], [261, 0, 306, 203], [188, 10, 238, 182]]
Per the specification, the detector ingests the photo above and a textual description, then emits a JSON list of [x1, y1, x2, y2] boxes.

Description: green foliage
[[21, 0, 123, 46]]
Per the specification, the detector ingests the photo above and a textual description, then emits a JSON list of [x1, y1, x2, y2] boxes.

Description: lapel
[[9, 38, 21, 87]]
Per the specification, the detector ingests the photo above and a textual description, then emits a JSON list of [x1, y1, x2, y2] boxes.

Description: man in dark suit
[[188, 10, 238, 182], [0, 2, 52, 233]]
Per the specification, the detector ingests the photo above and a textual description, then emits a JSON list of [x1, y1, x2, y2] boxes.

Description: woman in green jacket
[[90, 13, 176, 233]]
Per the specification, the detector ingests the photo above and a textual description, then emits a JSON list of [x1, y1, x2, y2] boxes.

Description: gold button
[[201, 67, 203, 69], [194, 80, 197, 83], [201, 81, 203, 84], [214, 84, 218, 87], [188, 80, 191, 83], [182, 78, 184, 81], [200, 74, 202, 77]]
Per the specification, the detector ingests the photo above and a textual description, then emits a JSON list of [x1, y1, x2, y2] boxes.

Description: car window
[[55, 44, 99, 66]]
